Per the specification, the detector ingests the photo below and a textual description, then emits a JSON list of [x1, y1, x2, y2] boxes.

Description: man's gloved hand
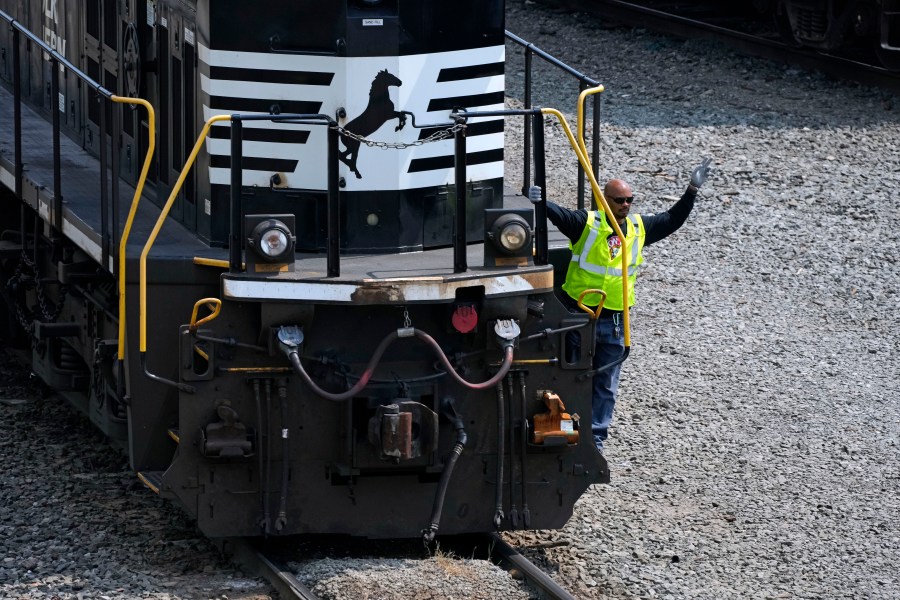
[[689, 157, 712, 191]]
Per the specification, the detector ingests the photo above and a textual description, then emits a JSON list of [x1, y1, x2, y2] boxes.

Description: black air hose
[[253, 379, 267, 533], [422, 416, 467, 544], [262, 380, 273, 534], [275, 381, 290, 532], [493, 382, 506, 528]]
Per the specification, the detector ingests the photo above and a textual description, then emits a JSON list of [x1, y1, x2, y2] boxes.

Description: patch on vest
[[607, 234, 621, 259]]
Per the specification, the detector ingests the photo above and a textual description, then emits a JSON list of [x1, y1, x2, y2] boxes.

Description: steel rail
[[486, 533, 578, 600], [222, 533, 581, 599], [222, 538, 321, 600], [547, 0, 900, 93]]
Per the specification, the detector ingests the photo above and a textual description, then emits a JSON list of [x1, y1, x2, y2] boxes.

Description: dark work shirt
[[545, 189, 696, 247]]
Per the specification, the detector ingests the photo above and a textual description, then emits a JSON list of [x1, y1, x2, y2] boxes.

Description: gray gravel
[[0, 360, 273, 599], [3, 1, 900, 598], [502, 2, 900, 599], [291, 556, 532, 600]]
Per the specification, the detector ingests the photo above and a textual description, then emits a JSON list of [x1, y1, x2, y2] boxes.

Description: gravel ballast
[[502, 2, 900, 599], [3, 2, 900, 598]]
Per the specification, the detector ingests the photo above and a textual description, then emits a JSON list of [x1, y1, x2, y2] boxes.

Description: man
[[545, 158, 712, 452]]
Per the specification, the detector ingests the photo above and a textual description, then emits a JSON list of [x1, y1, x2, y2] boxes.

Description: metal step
[[137, 471, 164, 495]]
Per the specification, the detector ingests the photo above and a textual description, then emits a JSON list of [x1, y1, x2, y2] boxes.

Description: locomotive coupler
[[367, 400, 438, 462]]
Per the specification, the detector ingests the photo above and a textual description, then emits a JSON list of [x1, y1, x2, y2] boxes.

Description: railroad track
[[222, 534, 579, 600], [222, 538, 320, 600], [542, 0, 900, 93], [486, 533, 579, 600]]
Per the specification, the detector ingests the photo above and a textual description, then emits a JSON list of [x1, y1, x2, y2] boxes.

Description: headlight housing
[[244, 214, 296, 272], [483, 209, 534, 267], [255, 223, 291, 260], [495, 217, 529, 253]]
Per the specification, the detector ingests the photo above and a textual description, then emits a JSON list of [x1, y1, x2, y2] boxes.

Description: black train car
[[0, 0, 609, 539], [754, 0, 900, 67], [551, 0, 900, 68]]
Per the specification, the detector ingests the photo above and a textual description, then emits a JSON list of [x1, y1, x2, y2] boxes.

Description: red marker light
[[451, 305, 478, 334]]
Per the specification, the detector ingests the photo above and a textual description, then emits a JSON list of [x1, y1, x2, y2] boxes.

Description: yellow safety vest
[[562, 211, 645, 311]]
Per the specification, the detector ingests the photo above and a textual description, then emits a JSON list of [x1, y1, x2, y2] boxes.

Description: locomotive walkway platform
[[0, 84, 224, 274], [1, 83, 569, 294]]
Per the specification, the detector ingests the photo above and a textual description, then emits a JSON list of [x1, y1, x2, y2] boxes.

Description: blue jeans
[[567, 314, 625, 450]]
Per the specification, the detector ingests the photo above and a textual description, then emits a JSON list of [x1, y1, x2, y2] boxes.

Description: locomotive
[[0, 0, 616, 540]]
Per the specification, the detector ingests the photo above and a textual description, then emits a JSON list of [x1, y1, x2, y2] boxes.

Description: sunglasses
[[610, 196, 634, 205]]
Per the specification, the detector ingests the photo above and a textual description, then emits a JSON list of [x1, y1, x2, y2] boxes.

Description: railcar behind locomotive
[[547, 0, 900, 69], [770, 0, 900, 67], [0, 0, 618, 540]]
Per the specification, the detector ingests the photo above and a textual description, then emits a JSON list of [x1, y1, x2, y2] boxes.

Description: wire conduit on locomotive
[[0, 0, 621, 543]]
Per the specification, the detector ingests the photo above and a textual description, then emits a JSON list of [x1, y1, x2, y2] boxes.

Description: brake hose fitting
[[494, 319, 521, 349], [277, 325, 304, 356]]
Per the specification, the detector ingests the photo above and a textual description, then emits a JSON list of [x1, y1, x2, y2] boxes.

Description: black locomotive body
[[0, 0, 608, 539]]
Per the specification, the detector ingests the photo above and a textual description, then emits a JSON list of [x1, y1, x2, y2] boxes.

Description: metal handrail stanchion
[[505, 30, 602, 204], [51, 57, 62, 231], [453, 116, 468, 273], [523, 48, 533, 196], [327, 124, 340, 277], [229, 117, 243, 273]]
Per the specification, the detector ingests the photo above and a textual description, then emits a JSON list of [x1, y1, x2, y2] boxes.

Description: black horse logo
[[339, 69, 407, 179]]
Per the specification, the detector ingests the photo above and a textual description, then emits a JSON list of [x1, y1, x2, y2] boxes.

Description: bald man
[[545, 159, 712, 452]]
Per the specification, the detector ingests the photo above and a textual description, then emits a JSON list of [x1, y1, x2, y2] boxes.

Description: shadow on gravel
[[506, 0, 900, 130]]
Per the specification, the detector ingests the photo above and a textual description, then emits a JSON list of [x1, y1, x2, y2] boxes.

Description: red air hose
[[286, 328, 515, 401]]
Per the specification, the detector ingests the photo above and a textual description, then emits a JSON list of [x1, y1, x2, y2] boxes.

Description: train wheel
[[774, 0, 804, 48], [874, 44, 900, 69], [875, 4, 900, 70], [0, 260, 28, 348]]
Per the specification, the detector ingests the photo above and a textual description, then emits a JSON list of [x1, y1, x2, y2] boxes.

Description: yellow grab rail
[[114, 96, 155, 361], [190, 297, 222, 331], [576, 85, 605, 211], [541, 101, 631, 348], [193, 256, 232, 269], [576, 289, 606, 319], [139, 115, 230, 353]]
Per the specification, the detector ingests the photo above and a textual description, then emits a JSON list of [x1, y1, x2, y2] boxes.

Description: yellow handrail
[[193, 256, 245, 270], [541, 101, 631, 348], [190, 297, 222, 331], [193, 256, 231, 269], [575, 85, 631, 342], [112, 95, 155, 361], [139, 114, 230, 353], [576, 289, 606, 319], [576, 85, 605, 209]]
